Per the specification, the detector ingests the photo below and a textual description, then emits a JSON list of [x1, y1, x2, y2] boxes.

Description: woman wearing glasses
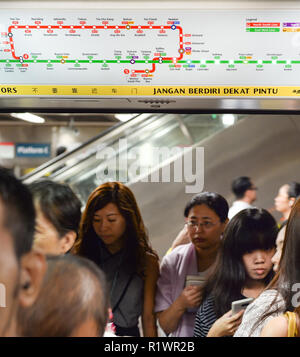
[[155, 192, 229, 337], [194, 208, 277, 337]]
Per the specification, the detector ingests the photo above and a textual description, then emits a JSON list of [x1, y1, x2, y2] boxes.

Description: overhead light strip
[[10, 112, 45, 124]]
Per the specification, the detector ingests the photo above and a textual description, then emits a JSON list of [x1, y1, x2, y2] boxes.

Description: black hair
[[29, 180, 81, 238], [231, 176, 253, 199], [202, 208, 277, 317], [18, 254, 109, 337], [0, 166, 35, 260], [288, 181, 300, 199], [55, 146, 67, 156], [184, 191, 228, 223]]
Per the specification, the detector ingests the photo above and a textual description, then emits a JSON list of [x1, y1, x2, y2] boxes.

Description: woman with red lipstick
[[194, 208, 277, 337], [155, 192, 229, 337], [73, 182, 159, 337]]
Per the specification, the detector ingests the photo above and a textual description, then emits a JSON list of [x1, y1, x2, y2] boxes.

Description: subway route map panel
[[1, 9, 300, 97]]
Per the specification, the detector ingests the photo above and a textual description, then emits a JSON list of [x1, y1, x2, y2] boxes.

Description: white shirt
[[228, 200, 255, 220]]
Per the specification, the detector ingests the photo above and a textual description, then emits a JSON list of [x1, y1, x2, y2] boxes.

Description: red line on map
[[7, 24, 185, 74]]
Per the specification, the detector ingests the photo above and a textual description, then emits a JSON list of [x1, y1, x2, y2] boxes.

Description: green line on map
[[246, 28, 280, 32]]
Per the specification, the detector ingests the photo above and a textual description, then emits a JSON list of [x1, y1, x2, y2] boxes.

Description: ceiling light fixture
[[221, 114, 236, 127], [114, 113, 138, 122], [11, 112, 45, 124]]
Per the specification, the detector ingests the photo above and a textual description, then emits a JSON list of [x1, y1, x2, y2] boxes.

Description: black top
[[194, 293, 245, 337], [82, 234, 144, 334]]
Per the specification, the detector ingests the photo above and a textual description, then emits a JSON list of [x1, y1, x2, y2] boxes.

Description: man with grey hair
[[18, 254, 109, 337]]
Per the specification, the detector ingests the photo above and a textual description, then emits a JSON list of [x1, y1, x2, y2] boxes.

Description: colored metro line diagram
[[1, 10, 300, 87], [5, 22, 185, 76], [3, 21, 300, 71]]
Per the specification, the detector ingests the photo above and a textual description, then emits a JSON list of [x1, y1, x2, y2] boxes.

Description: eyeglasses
[[186, 221, 219, 230]]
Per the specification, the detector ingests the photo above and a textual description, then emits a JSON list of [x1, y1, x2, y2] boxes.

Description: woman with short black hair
[[274, 181, 300, 227], [29, 180, 82, 255], [155, 192, 229, 337]]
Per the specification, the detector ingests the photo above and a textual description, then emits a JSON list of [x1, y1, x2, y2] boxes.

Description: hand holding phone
[[231, 297, 254, 315], [207, 309, 244, 337]]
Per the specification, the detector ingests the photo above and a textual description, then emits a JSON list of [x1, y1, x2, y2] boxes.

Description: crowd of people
[[1, 167, 300, 338]]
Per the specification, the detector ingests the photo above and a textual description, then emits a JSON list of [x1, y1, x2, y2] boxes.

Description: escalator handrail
[[21, 113, 151, 183], [47, 113, 168, 181]]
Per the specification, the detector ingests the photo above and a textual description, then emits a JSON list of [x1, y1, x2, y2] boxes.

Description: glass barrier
[[45, 113, 244, 204]]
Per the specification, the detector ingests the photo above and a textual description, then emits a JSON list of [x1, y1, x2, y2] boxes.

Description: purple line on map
[[283, 22, 300, 27]]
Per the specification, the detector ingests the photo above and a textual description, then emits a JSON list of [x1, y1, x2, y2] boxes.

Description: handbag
[[284, 311, 299, 337]]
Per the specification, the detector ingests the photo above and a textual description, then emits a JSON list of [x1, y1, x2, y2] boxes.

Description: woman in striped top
[[194, 208, 277, 337]]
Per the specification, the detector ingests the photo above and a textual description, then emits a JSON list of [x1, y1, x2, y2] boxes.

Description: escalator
[[22, 113, 241, 205]]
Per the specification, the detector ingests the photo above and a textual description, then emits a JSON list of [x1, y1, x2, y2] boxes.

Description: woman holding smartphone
[[194, 208, 277, 337]]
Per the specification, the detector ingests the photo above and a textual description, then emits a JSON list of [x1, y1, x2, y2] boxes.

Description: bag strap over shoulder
[[284, 311, 298, 337], [112, 272, 135, 313]]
